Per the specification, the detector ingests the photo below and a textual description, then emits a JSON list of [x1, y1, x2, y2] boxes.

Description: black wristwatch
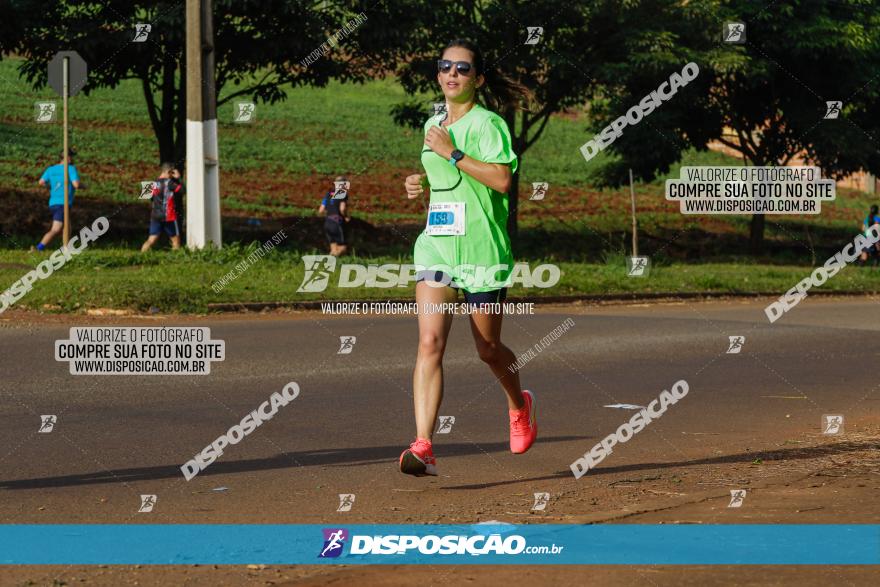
[[448, 149, 464, 167]]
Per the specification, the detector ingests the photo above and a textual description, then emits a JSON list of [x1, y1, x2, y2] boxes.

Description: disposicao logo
[[316, 526, 564, 558], [297, 257, 560, 292], [318, 528, 349, 558]]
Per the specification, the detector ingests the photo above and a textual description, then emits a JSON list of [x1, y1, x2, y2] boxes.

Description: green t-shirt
[[413, 103, 518, 292]]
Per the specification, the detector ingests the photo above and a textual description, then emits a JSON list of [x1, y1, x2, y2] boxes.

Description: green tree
[[593, 0, 880, 253], [3, 0, 361, 164], [583, 0, 721, 185]]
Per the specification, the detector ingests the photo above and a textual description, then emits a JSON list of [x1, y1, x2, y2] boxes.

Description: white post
[[185, 0, 221, 249]]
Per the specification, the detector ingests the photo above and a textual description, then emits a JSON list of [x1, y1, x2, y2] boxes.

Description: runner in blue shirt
[[35, 150, 83, 251], [859, 204, 880, 264]]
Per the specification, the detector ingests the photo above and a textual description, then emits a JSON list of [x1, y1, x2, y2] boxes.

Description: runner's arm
[[424, 125, 512, 193], [70, 167, 82, 189], [454, 157, 511, 194]]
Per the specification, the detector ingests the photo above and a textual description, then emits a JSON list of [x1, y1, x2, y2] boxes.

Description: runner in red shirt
[[141, 163, 185, 251]]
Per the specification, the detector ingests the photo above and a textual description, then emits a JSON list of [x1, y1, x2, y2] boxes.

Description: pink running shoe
[[509, 390, 537, 454], [399, 438, 437, 476]]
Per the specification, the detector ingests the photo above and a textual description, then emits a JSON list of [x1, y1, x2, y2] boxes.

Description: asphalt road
[[1, 297, 878, 585]]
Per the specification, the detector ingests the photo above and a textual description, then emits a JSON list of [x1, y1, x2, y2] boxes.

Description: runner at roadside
[[141, 162, 184, 251], [318, 176, 350, 256], [859, 204, 880, 264], [34, 150, 83, 251], [398, 39, 536, 476]]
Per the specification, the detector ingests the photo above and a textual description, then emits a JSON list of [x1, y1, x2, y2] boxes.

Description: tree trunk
[[144, 77, 176, 164], [748, 154, 769, 255], [142, 56, 184, 165], [158, 54, 178, 164], [173, 55, 187, 169], [157, 124, 176, 164], [749, 213, 765, 255]]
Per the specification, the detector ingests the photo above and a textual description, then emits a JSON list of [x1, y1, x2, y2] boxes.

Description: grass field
[[2, 56, 880, 312], [3, 246, 880, 314]]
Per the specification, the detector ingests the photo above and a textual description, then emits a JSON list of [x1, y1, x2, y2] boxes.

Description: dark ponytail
[[443, 39, 535, 114]]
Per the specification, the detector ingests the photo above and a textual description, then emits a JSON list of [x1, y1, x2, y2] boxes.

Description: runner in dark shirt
[[318, 176, 350, 256]]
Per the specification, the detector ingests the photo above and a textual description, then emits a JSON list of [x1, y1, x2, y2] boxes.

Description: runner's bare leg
[[141, 235, 159, 252], [413, 280, 457, 440], [469, 309, 525, 410], [39, 221, 63, 247]]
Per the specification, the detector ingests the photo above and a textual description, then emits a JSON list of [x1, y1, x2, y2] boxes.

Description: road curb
[[206, 290, 880, 312]]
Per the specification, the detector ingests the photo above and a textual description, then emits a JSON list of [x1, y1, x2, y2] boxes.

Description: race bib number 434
[[425, 202, 465, 236]]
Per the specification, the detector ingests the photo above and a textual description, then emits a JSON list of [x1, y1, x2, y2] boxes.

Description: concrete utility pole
[[185, 0, 222, 248]]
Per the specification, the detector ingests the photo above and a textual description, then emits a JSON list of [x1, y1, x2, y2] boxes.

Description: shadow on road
[[0, 435, 590, 490], [444, 439, 879, 490], [3, 438, 876, 491]]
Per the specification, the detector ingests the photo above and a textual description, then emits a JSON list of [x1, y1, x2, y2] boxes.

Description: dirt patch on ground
[[2, 564, 877, 587]]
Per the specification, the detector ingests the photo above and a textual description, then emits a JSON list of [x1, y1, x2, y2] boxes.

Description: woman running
[[399, 39, 536, 476], [860, 204, 880, 264], [318, 176, 350, 256]]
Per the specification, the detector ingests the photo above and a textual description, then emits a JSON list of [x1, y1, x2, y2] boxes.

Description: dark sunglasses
[[437, 60, 473, 75]]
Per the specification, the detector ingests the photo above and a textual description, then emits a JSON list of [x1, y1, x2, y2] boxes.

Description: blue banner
[[1, 524, 877, 565]]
